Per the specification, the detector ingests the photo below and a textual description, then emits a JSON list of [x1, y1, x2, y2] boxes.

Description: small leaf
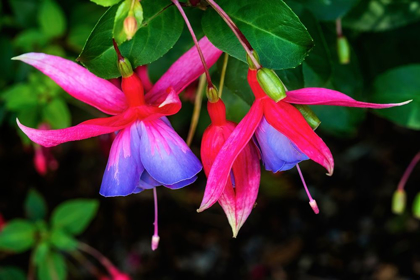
[[25, 189, 47, 221], [13, 29, 49, 52], [113, 0, 143, 44], [343, 0, 420, 32], [38, 0, 67, 38], [0, 220, 36, 253], [2, 84, 38, 111], [290, 0, 359, 21], [90, 0, 121, 7], [42, 97, 71, 129], [51, 230, 78, 251], [370, 64, 420, 129], [0, 266, 26, 280], [78, 0, 183, 79], [37, 251, 67, 280], [51, 199, 99, 235], [34, 242, 50, 266], [202, 0, 313, 70]]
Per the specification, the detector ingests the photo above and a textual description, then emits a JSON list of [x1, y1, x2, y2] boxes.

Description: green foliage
[[50, 230, 78, 251], [51, 199, 99, 235], [25, 189, 48, 221], [344, 0, 420, 32], [37, 251, 67, 280], [90, 0, 121, 7], [113, 0, 143, 44], [371, 65, 420, 130], [202, 0, 313, 70], [0, 220, 36, 253], [38, 0, 67, 38], [0, 267, 26, 280], [42, 98, 71, 129], [78, 0, 183, 79], [289, 0, 359, 21]]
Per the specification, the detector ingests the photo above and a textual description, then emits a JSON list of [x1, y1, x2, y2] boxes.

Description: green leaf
[[290, 0, 359, 21], [2, 84, 38, 111], [8, 0, 39, 28], [25, 189, 47, 221], [13, 29, 49, 52], [34, 242, 51, 266], [42, 98, 71, 129], [37, 251, 67, 280], [370, 65, 420, 129], [0, 220, 36, 253], [38, 0, 67, 38], [113, 0, 143, 44], [51, 199, 99, 235], [90, 0, 121, 7], [50, 230, 78, 251], [202, 0, 313, 70], [0, 267, 26, 280], [343, 0, 420, 32], [78, 0, 183, 79]]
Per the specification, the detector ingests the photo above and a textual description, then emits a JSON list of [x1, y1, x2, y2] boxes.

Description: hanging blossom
[[198, 67, 411, 212], [201, 98, 260, 237], [14, 37, 222, 196]]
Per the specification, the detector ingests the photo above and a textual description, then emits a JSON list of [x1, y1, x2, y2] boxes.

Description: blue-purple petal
[[99, 124, 144, 197], [255, 117, 309, 172], [137, 119, 202, 185]]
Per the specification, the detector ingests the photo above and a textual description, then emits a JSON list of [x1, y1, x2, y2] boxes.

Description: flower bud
[[392, 189, 406, 214], [124, 15, 137, 40], [117, 58, 133, 78], [151, 234, 160, 251], [413, 192, 420, 219], [337, 36, 350, 65], [206, 86, 219, 103], [246, 51, 260, 70], [294, 104, 321, 130], [256, 68, 286, 102]]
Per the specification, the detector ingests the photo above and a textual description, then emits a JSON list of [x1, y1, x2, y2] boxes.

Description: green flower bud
[[256, 68, 286, 102], [117, 58, 133, 78], [206, 86, 219, 103], [412, 192, 420, 219], [246, 51, 260, 70], [337, 36, 350, 65], [392, 189, 406, 215], [294, 104, 321, 130]]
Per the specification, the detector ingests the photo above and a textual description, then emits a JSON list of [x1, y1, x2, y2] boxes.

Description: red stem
[[398, 151, 420, 191]]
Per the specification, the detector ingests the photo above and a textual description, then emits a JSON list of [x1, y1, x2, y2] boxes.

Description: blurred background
[[1, 0, 420, 279]]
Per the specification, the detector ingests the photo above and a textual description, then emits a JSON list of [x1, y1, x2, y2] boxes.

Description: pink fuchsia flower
[[201, 99, 260, 237], [198, 68, 410, 211], [15, 37, 222, 197], [33, 123, 59, 176]]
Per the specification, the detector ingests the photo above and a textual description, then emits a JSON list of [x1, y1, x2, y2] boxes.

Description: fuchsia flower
[[198, 68, 410, 211], [33, 123, 59, 176], [201, 99, 260, 237], [15, 37, 222, 196]]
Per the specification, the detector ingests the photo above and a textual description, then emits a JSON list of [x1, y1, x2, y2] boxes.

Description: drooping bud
[[151, 235, 160, 251], [392, 189, 406, 214], [113, 39, 134, 78], [256, 68, 286, 102], [294, 104, 321, 130], [123, 14, 137, 40], [413, 192, 420, 219], [337, 36, 350, 65], [246, 51, 260, 70], [206, 86, 219, 103], [309, 199, 320, 214]]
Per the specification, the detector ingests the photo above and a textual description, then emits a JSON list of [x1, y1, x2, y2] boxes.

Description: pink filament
[[398, 151, 420, 191], [296, 164, 319, 214], [151, 187, 160, 251]]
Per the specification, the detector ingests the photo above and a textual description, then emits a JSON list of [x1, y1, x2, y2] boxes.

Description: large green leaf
[[290, 0, 359, 21], [370, 65, 420, 130], [38, 0, 67, 38], [202, 0, 313, 70], [78, 0, 183, 79], [343, 0, 420, 32], [50, 230, 78, 251], [51, 199, 99, 235], [37, 251, 67, 280], [25, 189, 47, 221], [0, 220, 36, 253]]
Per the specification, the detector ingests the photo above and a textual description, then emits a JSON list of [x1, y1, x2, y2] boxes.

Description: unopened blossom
[[201, 99, 260, 237], [15, 37, 222, 196], [199, 68, 410, 211]]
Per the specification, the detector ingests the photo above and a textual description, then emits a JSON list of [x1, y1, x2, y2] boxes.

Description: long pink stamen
[[151, 187, 160, 251], [296, 164, 319, 214], [172, 0, 214, 88], [205, 0, 261, 69], [398, 151, 420, 191]]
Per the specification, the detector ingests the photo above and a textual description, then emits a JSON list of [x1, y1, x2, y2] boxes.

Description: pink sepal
[[285, 88, 411, 108], [13, 53, 128, 115]]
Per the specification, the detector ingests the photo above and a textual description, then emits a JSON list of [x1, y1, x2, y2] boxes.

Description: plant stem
[[398, 151, 420, 191], [218, 53, 229, 98], [187, 74, 206, 146]]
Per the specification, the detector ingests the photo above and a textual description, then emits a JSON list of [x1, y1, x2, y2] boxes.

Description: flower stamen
[[151, 187, 160, 251], [296, 164, 319, 214]]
